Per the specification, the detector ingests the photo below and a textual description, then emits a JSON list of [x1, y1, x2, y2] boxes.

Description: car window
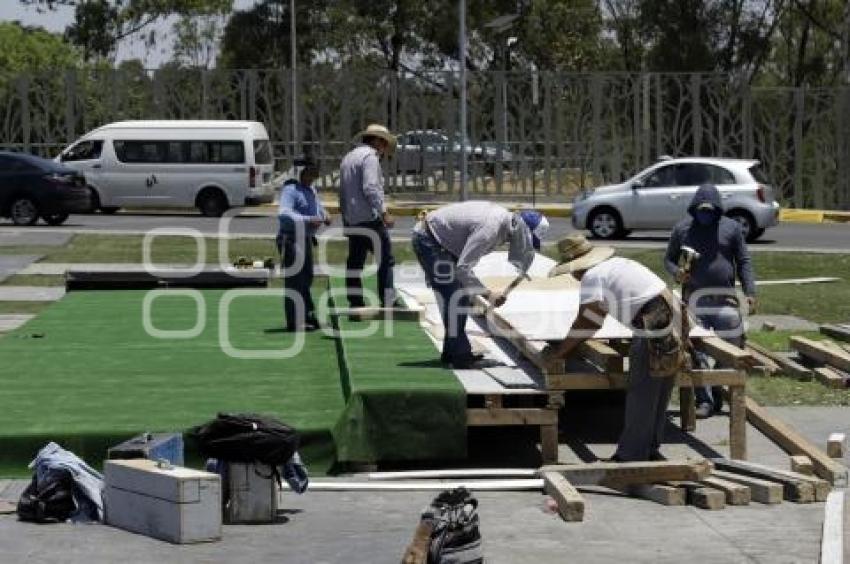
[[748, 164, 769, 184], [114, 141, 164, 163], [114, 140, 245, 164], [672, 164, 712, 186], [421, 133, 445, 147], [61, 140, 103, 162], [253, 140, 273, 164], [642, 165, 676, 188], [704, 164, 736, 185]]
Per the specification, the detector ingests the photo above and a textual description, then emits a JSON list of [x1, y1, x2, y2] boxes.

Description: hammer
[[678, 246, 701, 282], [476, 273, 530, 315]]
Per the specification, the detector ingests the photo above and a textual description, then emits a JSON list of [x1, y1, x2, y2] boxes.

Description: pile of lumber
[[746, 327, 850, 388]]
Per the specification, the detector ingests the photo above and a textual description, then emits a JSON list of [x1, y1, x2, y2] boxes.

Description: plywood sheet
[[472, 252, 556, 279]]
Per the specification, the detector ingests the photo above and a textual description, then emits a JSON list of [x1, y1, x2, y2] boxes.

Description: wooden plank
[[747, 342, 813, 380], [745, 396, 848, 487], [368, 469, 537, 480], [540, 424, 559, 464], [576, 340, 624, 372], [729, 385, 747, 460], [711, 470, 783, 504], [820, 491, 844, 564], [670, 481, 726, 510], [828, 433, 846, 459], [701, 476, 751, 505], [820, 324, 850, 343], [620, 483, 686, 506], [400, 517, 434, 564], [334, 306, 424, 322], [815, 366, 849, 389], [744, 344, 780, 373], [791, 455, 815, 475], [679, 387, 696, 432], [546, 369, 745, 391], [466, 408, 558, 426], [542, 472, 585, 522], [473, 296, 557, 373], [693, 336, 756, 369], [791, 336, 850, 372], [712, 459, 818, 503], [540, 459, 711, 488]]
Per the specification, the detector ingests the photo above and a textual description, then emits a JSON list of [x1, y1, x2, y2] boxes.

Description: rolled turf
[[0, 289, 344, 476]]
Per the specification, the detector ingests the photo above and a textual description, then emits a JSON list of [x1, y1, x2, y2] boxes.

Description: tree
[[0, 21, 81, 72], [22, 0, 232, 62], [171, 12, 225, 68]]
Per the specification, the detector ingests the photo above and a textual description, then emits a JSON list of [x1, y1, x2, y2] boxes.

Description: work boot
[[695, 402, 713, 419]]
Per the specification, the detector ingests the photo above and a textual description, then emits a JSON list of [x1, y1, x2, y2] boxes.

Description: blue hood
[[687, 184, 723, 218]]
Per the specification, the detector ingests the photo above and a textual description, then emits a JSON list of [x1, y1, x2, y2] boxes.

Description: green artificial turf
[[333, 317, 466, 463], [0, 289, 346, 476]]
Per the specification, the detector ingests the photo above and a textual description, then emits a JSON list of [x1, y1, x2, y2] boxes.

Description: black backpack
[[188, 413, 299, 468], [17, 469, 76, 523], [427, 488, 483, 564]]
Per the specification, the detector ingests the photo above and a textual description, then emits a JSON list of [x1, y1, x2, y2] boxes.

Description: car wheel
[[100, 207, 120, 215], [9, 197, 39, 226], [588, 208, 625, 240], [728, 210, 757, 242], [749, 227, 765, 241], [197, 188, 228, 218], [43, 213, 69, 226]]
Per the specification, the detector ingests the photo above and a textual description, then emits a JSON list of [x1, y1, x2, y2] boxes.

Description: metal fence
[[1, 67, 848, 208]]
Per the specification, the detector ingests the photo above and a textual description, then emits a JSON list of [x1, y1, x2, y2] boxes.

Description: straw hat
[[552, 233, 615, 274], [354, 124, 397, 155]]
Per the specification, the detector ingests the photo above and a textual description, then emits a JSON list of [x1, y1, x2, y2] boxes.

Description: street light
[[459, 0, 467, 200]]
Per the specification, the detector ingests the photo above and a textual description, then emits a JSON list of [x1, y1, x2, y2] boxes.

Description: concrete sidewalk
[[0, 406, 845, 563]]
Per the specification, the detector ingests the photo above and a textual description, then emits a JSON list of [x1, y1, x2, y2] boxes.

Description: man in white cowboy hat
[[544, 234, 689, 462], [412, 201, 548, 369], [339, 123, 398, 308]]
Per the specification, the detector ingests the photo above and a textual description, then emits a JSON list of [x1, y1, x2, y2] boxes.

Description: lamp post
[[459, 0, 467, 201], [290, 0, 298, 159]]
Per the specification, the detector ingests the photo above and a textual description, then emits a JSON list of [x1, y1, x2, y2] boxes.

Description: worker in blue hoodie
[[664, 184, 757, 418]]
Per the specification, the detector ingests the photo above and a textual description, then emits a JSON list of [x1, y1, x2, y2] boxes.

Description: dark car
[[0, 151, 91, 226]]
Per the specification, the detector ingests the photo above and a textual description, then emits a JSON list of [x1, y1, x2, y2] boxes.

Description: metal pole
[[290, 0, 298, 159], [459, 0, 468, 201]]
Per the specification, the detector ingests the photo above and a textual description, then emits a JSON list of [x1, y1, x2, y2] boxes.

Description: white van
[[56, 120, 276, 216]]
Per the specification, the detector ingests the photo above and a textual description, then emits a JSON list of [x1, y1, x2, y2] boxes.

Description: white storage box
[[224, 462, 278, 524], [104, 459, 221, 544]]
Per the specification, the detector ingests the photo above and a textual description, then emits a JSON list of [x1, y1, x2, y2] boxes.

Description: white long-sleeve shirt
[[339, 144, 385, 225]]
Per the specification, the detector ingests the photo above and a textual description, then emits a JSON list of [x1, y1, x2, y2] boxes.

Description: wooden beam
[[744, 396, 848, 487], [542, 471, 585, 522], [820, 324, 850, 343], [400, 517, 434, 564], [728, 385, 747, 460], [473, 297, 558, 373], [693, 336, 755, 369], [790, 336, 850, 372], [546, 369, 745, 391], [819, 491, 845, 564], [744, 345, 780, 373], [620, 483, 686, 506], [540, 459, 711, 488], [467, 408, 557, 426], [367, 469, 538, 480], [747, 342, 813, 380], [711, 459, 819, 502], [827, 433, 846, 459], [577, 340, 624, 372], [814, 366, 849, 389], [669, 481, 726, 510], [540, 424, 559, 464], [790, 455, 814, 475], [309, 479, 545, 491], [711, 470, 783, 504], [679, 387, 696, 432], [700, 476, 751, 505], [333, 306, 424, 322]]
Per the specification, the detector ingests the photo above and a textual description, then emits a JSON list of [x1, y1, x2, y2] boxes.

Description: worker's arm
[[731, 221, 757, 310], [361, 152, 386, 220], [664, 223, 684, 280], [279, 186, 321, 230], [455, 222, 501, 298], [542, 301, 607, 361]]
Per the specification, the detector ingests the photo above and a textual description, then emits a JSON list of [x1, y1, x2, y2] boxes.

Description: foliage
[[0, 21, 81, 72]]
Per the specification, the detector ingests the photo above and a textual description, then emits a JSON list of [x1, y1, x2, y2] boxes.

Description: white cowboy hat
[[549, 233, 615, 276], [354, 124, 397, 155]]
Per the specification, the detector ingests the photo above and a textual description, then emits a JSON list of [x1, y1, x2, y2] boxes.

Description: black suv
[[0, 151, 91, 226]]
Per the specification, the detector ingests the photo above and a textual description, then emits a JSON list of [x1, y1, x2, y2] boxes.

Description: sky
[[0, 0, 261, 67]]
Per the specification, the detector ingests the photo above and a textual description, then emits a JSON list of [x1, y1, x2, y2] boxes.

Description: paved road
[[0, 212, 848, 252]]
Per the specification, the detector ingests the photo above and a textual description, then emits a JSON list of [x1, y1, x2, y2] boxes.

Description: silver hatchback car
[[572, 157, 781, 241]]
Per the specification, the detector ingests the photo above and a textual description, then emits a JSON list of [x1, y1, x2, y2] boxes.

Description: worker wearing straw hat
[[544, 234, 691, 462], [339, 124, 399, 309]]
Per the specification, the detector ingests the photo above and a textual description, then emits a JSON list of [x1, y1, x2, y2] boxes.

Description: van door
[[108, 140, 174, 207], [59, 139, 105, 196]]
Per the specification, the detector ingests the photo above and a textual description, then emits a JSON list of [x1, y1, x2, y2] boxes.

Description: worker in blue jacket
[[665, 184, 757, 418], [277, 161, 331, 331]]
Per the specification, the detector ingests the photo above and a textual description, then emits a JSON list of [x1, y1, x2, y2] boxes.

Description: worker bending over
[[544, 234, 690, 461], [412, 201, 548, 369]]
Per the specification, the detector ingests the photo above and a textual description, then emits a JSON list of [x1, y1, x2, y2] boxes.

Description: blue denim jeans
[[412, 230, 472, 362], [692, 298, 744, 408]]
